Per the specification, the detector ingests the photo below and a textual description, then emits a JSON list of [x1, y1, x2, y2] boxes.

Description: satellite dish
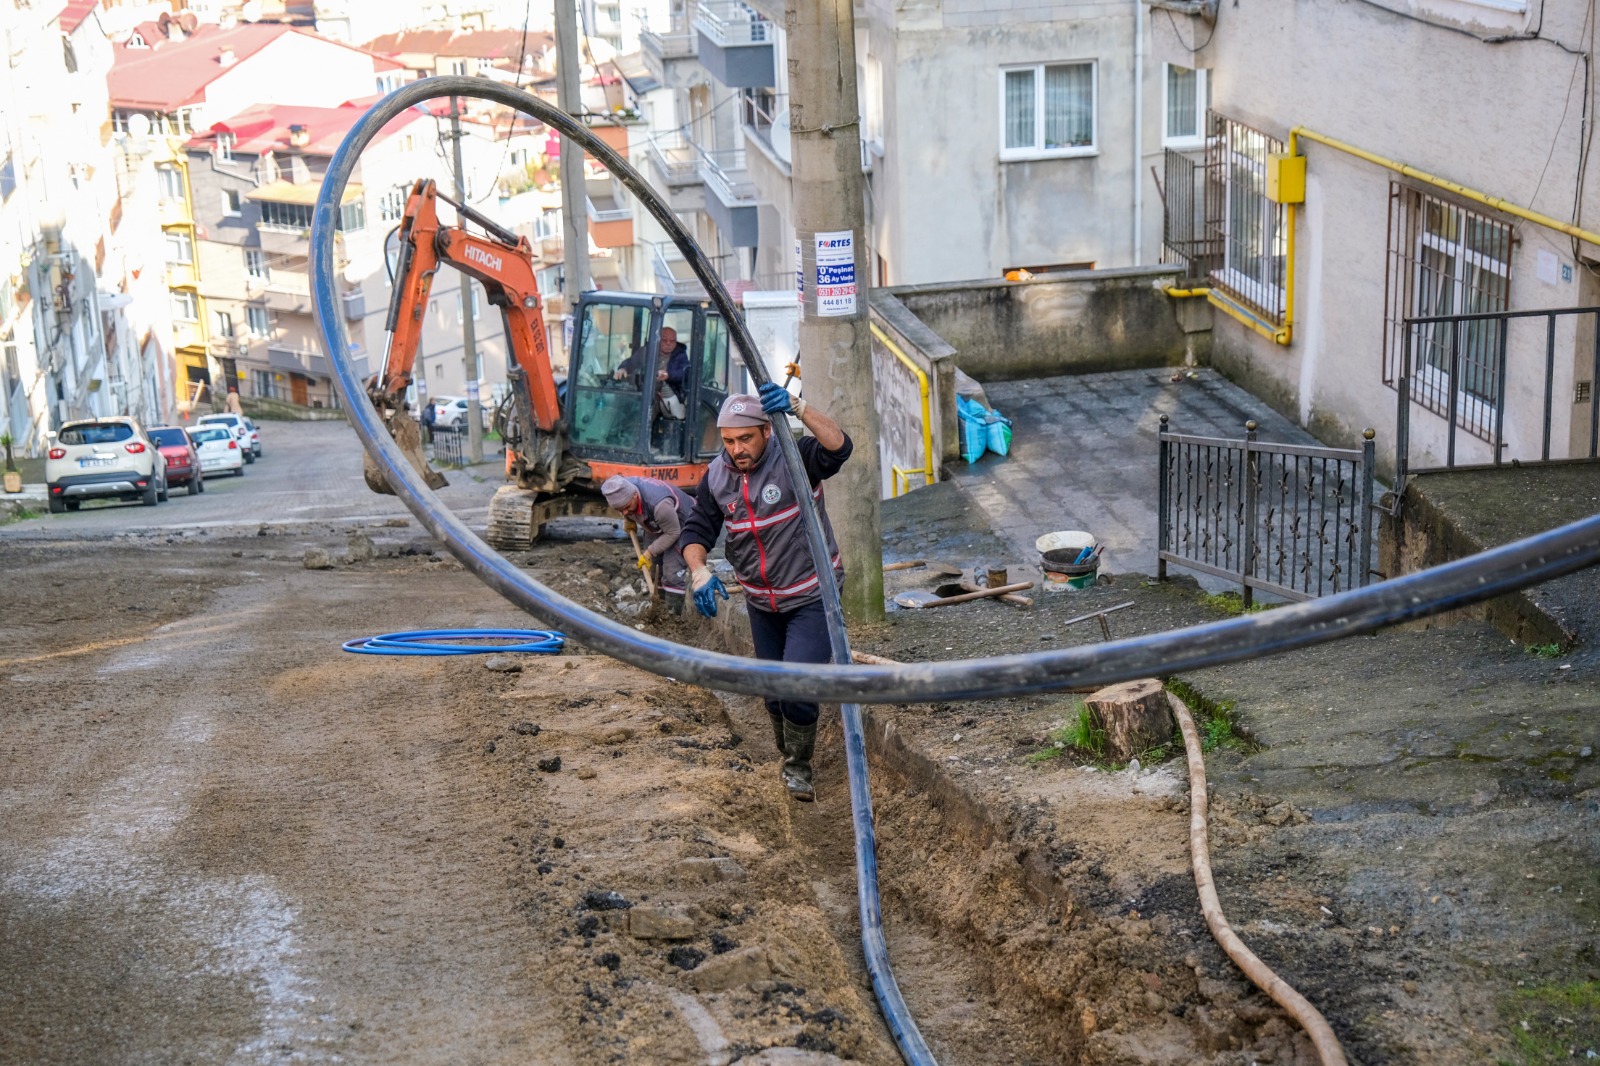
[[128, 112, 151, 138], [241, 0, 262, 21], [772, 109, 790, 165]]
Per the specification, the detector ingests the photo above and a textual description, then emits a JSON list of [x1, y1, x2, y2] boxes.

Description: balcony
[[267, 345, 331, 378], [209, 335, 245, 358], [258, 226, 310, 258], [157, 197, 191, 226], [163, 262, 197, 288], [698, 149, 759, 247], [641, 13, 707, 89], [692, 0, 776, 88], [586, 178, 633, 249], [649, 238, 736, 292], [262, 274, 313, 315], [645, 137, 706, 212]]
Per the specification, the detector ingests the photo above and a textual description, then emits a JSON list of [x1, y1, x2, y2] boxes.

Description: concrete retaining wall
[[883, 265, 1207, 382]]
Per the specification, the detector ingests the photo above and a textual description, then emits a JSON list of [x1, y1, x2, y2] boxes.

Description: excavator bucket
[[364, 405, 448, 495]]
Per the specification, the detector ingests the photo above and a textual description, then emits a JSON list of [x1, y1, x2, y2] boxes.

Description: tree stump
[[1085, 678, 1174, 762]]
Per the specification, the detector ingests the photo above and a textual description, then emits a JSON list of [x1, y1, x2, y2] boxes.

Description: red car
[[147, 426, 205, 495]]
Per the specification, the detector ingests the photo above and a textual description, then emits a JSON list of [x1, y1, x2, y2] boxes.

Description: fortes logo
[[465, 245, 503, 271], [817, 239, 850, 248]]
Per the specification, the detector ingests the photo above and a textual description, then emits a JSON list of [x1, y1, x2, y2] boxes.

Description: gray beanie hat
[[600, 475, 639, 509], [717, 393, 771, 428]]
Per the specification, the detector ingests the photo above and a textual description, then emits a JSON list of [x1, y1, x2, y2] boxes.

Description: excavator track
[[484, 485, 613, 550]]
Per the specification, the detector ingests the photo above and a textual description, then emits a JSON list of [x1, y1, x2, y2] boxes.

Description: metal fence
[[429, 427, 466, 467], [1160, 148, 1221, 283], [1395, 305, 1600, 484], [1158, 417, 1377, 604]]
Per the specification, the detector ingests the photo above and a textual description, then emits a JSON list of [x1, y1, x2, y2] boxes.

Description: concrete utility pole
[[788, 0, 883, 621], [448, 94, 484, 462], [554, 0, 590, 322]]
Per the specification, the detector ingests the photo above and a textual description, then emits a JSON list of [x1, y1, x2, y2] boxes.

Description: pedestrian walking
[[679, 384, 852, 802]]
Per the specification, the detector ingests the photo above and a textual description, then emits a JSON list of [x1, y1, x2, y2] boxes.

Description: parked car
[[187, 424, 245, 477], [431, 396, 490, 432], [195, 413, 255, 463], [147, 426, 204, 495], [243, 416, 262, 458], [45, 416, 167, 512]]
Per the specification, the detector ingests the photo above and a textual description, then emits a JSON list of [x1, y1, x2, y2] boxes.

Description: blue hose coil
[[343, 628, 566, 656]]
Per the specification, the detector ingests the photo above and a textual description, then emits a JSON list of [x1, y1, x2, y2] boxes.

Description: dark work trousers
[[746, 599, 831, 727]]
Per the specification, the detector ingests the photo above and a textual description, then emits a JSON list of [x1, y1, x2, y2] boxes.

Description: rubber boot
[[768, 711, 786, 755], [781, 719, 816, 802]]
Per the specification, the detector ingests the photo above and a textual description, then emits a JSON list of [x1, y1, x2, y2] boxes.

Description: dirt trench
[[0, 523, 1350, 1064]]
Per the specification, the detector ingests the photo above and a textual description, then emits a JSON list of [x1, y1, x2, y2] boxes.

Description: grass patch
[[1525, 642, 1567, 660], [1164, 677, 1253, 753], [1196, 590, 1275, 616], [1026, 699, 1173, 769], [1499, 979, 1600, 1064], [0, 505, 40, 526]]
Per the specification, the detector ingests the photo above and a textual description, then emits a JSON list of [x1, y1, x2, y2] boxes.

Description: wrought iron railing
[[1160, 148, 1221, 283], [1158, 416, 1377, 604], [1395, 305, 1600, 485], [430, 426, 466, 466]]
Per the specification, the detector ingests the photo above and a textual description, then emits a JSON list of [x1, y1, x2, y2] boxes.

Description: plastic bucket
[[1035, 530, 1095, 567], [1041, 558, 1100, 592]]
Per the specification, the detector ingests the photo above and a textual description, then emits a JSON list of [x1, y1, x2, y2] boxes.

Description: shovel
[[940, 581, 1033, 608], [627, 527, 658, 601], [893, 580, 1033, 609]]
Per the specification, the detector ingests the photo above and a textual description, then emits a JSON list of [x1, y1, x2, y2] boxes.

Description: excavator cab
[[565, 292, 739, 482]]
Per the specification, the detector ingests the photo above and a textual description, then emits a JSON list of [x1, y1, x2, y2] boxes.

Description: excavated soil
[[3, 507, 1596, 1065]]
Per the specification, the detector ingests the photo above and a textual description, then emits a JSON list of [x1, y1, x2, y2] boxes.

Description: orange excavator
[[366, 179, 742, 548]]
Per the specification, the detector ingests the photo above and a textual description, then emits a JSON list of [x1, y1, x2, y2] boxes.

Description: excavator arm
[[367, 179, 566, 494]]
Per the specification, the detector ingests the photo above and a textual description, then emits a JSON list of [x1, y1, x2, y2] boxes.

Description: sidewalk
[[947, 367, 1323, 586]]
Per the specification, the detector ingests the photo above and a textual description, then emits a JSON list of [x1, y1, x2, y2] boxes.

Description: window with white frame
[[1205, 113, 1288, 322], [170, 290, 199, 322], [216, 132, 235, 162], [1000, 61, 1095, 160], [164, 230, 193, 264], [379, 185, 408, 222], [1382, 184, 1512, 439], [222, 188, 243, 216], [1163, 64, 1208, 147], [212, 309, 234, 338], [246, 305, 271, 336], [156, 164, 185, 202], [244, 249, 269, 281]]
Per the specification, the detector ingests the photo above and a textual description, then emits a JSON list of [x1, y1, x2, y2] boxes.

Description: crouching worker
[[679, 384, 852, 802], [601, 474, 693, 610]]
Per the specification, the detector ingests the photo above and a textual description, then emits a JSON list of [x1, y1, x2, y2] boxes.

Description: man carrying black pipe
[[679, 383, 852, 802]]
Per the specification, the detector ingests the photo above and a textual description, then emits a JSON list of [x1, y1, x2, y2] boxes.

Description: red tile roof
[[109, 23, 403, 111], [362, 27, 553, 60], [192, 100, 424, 157], [58, 0, 98, 34]]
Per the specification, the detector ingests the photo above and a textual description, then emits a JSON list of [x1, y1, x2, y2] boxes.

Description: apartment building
[[1151, 0, 1600, 474], [0, 0, 159, 453], [637, 0, 1164, 294], [107, 19, 407, 411]]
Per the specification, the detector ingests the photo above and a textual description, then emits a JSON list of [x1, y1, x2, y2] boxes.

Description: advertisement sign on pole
[[813, 230, 856, 317]]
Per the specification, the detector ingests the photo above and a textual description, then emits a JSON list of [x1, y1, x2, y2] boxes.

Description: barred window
[[1382, 184, 1512, 440], [1205, 112, 1287, 323]]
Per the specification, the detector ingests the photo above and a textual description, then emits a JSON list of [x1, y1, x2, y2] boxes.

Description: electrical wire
[[343, 628, 566, 655]]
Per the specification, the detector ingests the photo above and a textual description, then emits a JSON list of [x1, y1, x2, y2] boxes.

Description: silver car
[[45, 416, 167, 512]]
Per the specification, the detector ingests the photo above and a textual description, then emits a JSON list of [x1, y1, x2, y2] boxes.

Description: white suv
[[195, 413, 257, 462], [46, 416, 167, 512]]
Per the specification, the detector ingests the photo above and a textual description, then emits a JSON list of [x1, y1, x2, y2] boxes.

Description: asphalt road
[[2, 420, 503, 536]]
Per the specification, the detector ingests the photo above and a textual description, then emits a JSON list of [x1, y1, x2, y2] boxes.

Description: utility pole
[[789, 0, 883, 621], [554, 0, 589, 325], [448, 94, 484, 462]]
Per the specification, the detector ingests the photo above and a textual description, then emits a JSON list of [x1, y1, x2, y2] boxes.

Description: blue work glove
[[691, 567, 729, 617], [758, 381, 794, 416]]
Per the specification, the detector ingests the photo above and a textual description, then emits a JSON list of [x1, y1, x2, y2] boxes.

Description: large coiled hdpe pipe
[[311, 78, 1600, 1065]]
